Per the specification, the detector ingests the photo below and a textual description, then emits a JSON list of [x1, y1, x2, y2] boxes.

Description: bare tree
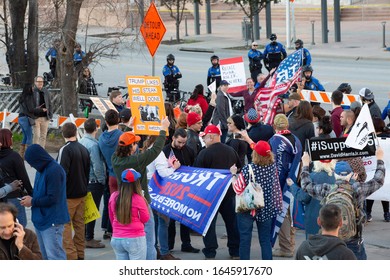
[[161, 0, 190, 43], [57, 0, 84, 116], [228, 0, 273, 42], [26, 0, 39, 83]]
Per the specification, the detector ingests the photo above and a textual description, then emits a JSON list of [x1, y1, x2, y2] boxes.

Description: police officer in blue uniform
[[248, 42, 264, 83], [263, 34, 287, 72], [163, 54, 182, 102], [294, 39, 312, 66], [301, 65, 325, 92], [45, 39, 60, 78], [207, 55, 221, 94]]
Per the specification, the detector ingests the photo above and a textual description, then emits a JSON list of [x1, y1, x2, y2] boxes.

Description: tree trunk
[[58, 0, 84, 116], [8, 0, 28, 88], [26, 0, 38, 85]]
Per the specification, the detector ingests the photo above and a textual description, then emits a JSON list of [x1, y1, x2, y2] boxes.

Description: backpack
[[321, 183, 360, 241]]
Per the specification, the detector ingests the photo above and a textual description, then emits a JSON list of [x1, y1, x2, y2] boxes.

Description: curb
[[178, 47, 215, 53]]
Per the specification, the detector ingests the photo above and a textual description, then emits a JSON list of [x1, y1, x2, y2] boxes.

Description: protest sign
[[84, 192, 101, 224], [365, 138, 390, 201], [148, 166, 233, 236], [126, 75, 166, 135], [219, 57, 247, 93], [307, 135, 376, 161]]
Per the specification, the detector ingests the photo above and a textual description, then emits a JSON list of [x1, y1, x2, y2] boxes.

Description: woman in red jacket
[[186, 84, 208, 116]]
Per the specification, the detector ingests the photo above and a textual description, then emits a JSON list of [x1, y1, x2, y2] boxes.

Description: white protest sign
[[219, 56, 247, 93]]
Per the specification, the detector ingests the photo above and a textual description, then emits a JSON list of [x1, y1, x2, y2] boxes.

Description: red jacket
[[186, 94, 209, 116]]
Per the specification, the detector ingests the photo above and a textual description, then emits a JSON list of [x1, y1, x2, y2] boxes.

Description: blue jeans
[[18, 116, 33, 145], [7, 198, 27, 227], [111, 236, 147, 260], [145, 206, 156, 260], [158, 214, 170, 255], [237, 211, 273, 260], [35, 224, 67, 260], [346, 238, 367, 260]]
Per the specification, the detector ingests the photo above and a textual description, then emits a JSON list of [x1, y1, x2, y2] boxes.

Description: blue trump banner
[[148, 166, 232, 236]]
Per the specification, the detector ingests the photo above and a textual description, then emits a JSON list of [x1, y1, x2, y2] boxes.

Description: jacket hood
[[306, 235, 346, 256], [100, 129, 123, 148], [0, 148, 13, 159], [25, 144, 54, 172]]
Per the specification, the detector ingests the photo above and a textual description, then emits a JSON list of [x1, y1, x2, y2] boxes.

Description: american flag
[[254, 49, 303, 125], [167, 149, 178, 167]]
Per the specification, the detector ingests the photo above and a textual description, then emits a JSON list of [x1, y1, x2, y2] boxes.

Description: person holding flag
[[254, 48, 303, 125]]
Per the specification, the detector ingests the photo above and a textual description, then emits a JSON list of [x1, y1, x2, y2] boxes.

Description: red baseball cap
[[253, 141, 271, 157], [199, 124, 221, 137]]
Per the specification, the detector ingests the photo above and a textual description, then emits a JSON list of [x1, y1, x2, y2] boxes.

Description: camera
[[234, 133, 242, 139]]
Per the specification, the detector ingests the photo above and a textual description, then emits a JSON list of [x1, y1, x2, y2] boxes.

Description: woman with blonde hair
[[230, 140, 282, 260], [109, 168, 150, 260], [287, 160, 336, 239]]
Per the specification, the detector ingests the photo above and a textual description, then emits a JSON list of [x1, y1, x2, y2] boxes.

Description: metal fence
[[0, 87, 62, 133]]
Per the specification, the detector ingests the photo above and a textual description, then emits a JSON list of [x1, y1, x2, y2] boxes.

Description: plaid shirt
[[300, 160, 385, 207]]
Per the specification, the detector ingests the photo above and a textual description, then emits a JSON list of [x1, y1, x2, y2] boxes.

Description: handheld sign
[[126, 75, 166, 135]]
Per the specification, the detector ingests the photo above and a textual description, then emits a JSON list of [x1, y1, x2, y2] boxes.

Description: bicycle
[[165, 89, 191, 111]]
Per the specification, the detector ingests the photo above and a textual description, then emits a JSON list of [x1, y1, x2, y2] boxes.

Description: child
[[108, 168, 150, 260]]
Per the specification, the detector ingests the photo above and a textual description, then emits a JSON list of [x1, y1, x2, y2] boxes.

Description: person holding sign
[[112, 116, 170, 260], [109, 168, 150, 260]]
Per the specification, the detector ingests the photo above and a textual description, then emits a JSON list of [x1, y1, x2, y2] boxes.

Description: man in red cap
[[112, 116, 170, 260], [186, 112, 203, 156], [194, 124, 242, 260]]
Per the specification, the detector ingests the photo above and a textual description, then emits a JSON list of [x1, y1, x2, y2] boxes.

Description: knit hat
[[230, 115, 246, 130], [273, 114, 289, 130], [199, 124, 221, 137], [359, 88, 374, 100], [244, 108, 261, 124], [121, 168, 141, 183], [118, 132, 141, 146], [334, 161, 353, 176], [253, 141, 271, 157], [186, 112, 202, 127]]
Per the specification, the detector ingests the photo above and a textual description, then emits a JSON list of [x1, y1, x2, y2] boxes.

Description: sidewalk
[[160, 17, 390, 61]]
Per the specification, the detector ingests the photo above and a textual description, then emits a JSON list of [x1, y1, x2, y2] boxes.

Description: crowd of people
[[1, 33, 389, 261]]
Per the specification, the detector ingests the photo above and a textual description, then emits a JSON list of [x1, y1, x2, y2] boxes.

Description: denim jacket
[[79, 134, 106, 184]]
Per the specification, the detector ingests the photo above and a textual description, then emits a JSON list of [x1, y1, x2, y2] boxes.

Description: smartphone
[[234, 133, 242, 139]]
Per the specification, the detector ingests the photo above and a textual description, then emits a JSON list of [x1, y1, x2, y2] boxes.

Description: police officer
[[294, 39, 312, 66], [45, 39, 60, 78], [163, 54, 182, 102], [207, 55, 221, 94], [300, 65, 325, 92], [248, 42, 264, 83], [263, 34, 287, 72]]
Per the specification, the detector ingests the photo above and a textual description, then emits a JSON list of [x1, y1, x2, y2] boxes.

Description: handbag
[[28, 117, 35, 126], [235, 164, 265, 213]]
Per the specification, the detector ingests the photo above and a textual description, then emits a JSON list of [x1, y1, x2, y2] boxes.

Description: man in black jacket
[[194, 125, 242, 260], [57, 123, 90, 260], [295, 204, 356, 260]]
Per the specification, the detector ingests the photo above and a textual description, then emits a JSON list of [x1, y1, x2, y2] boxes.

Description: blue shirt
[[162, 64, 181, 77], [304, 76, 325, 91], [45, 48, 57, 59], [73, 51, 86, 62], [79, 134, 106, 184]]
